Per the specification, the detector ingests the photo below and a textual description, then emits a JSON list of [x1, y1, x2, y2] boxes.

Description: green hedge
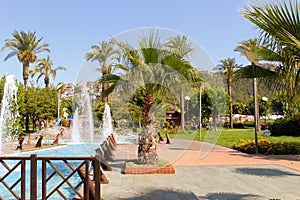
[[269, 119, 300, 136]]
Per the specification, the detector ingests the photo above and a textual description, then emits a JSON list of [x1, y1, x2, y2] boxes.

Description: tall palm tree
[[165, 35, 196, 129], [103, 33, 200, 164], [214, 58, 241, 128], [1, 31, 50, 89], [240, 0, 300, 118], [85, 40, 120, 102], [30, 55, 67, 88]]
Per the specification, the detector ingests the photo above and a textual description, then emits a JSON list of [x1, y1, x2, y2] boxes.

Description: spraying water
[[0, 75, 19, 154], [71, 82, 94, 143], [101, 103, 113, 143], [71, 108, 81, 143]]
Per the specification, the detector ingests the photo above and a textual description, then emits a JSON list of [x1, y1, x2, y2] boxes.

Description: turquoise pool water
[[0, 143, 99, 200]]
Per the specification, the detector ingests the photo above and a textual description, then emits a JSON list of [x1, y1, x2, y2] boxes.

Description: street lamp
[[56, 83, 64, 125], [262, 97, 268, 129], [199, 83, 203, 140], [184, 96, 190, 123]]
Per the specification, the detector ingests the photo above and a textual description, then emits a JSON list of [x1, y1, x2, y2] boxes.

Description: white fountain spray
[[71, 108, 81, 143], [0, 75, 19, 154], [101, 103, 113, 143], [71, 82, 94, 143]]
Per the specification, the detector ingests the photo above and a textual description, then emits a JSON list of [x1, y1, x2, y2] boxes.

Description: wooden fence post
[[21, 160, 26, 200], [94, 155, 101, 200], [30, 154, 37, 200]]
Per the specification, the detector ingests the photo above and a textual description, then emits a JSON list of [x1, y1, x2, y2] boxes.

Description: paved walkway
[[101, 139, 300, 200]]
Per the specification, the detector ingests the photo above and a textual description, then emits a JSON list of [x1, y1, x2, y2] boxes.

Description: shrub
[[269, 119, 300, 136], [232, 139, 300, 155], [224, 121, 255, 129]]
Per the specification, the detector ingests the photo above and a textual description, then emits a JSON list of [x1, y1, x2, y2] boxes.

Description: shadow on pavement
[[119, 189, 198, 200], [199, 192, 263, 200], [235, 167, 300, 177]]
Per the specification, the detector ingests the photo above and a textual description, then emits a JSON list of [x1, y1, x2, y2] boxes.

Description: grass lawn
[[168, 128, 300, 149]]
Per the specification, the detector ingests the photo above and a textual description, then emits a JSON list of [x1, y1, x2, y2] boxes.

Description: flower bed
[[232, 139, 300, 155]]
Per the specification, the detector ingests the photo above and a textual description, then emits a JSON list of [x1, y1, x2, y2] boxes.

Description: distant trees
[[214, 58, 241, 128], [85, 40, 120, 102]]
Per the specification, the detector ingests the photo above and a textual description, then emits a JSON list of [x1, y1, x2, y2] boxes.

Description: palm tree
[[1, 31, 50, 89], [165, 35, 197, 130], [103, 33, 200, 164], [214, 58, 241, 128], [240, 0, 300, 61], [85, 40, 120, 102], [30, 55, 67, 88], [235, 39, 263, 131], [240, 0, 300, 118]]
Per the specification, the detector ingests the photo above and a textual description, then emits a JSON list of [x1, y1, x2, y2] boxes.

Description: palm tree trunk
[[23, 62, 30, 132], [102, 64, 109, 102], [180, 90, 185, 130], [45, 76, 50, 88], [228, 79, 233, 128], [23, 62, 29, 90], [137, 92, 158, 164], [255, 79, 261, 131]]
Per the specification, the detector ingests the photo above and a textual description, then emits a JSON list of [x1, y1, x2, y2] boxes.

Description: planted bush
[[269, 119, 300, 136], [232, 139, 300, 155]]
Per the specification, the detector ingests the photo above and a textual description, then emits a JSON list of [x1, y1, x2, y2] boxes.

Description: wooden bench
[[52, 133, 60, 145], [16, 137, 25, 150], [76, 162, 106, 200], [35, 135, 43, 147], [95, 148, 112, 171]]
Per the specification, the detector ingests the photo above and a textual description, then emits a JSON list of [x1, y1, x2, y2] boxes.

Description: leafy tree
[[1, 31, 50, 89], [18, 86, 57, 132], [232, 102, 247, 114], [0, 76, 6, 107], [271, 92, 288, 116], [30, 55, 67, 87], [214, 58, 241, 128]]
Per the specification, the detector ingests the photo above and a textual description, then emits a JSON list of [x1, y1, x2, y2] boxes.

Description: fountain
[[71, 82, 94, 143], [101, 103, 113, 143], [0, 75, 19, 154], [71, 108, 81, 143]]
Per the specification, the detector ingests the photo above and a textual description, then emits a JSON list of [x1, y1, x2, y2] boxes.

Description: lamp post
[[184, 96, 190, 124], [56, 83, 64, 124], [199, 83, 203, 140], [262, 97, 268, 129]]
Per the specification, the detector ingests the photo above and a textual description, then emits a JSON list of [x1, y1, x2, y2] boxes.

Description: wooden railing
[[0, 154, 102, 200]]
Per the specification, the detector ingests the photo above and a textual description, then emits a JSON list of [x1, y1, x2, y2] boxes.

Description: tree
[[1, 31, 50, 90], [240, 0, 300, 118], [30, 55, 67, 87], [214, 58, 241, 128], [165, 35, 198, 130], [235, 39, 262, 130], [18, 86, 58, 132], [85, 40, 120, 102], [102, 33, 200, 164]]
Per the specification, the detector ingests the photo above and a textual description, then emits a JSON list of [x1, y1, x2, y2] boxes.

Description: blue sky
[[0, 0, 258, 86]]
